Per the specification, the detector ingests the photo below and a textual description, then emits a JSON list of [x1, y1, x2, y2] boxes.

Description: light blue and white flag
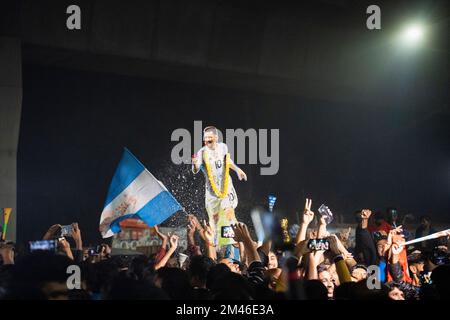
[[99, 148, 182, 238]]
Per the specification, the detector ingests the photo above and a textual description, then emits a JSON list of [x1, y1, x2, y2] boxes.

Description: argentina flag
[[99, 148, 182, 238]]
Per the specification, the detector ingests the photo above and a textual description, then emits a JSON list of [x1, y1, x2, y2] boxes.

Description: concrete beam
[[0, 37, 22, 242]]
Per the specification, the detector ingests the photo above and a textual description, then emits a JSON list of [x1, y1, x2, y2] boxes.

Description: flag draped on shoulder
[[99, 148, 182, 238]]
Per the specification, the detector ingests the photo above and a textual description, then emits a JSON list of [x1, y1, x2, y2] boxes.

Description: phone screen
[[221, 226, 235, 238], [307, 239, 330, 251], [29, 240, 57, 252], [60, 225, 73, 237], [318, 204, 333, 224]]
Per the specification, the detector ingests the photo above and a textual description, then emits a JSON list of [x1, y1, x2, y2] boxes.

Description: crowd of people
[[0, 199, 449, 300]]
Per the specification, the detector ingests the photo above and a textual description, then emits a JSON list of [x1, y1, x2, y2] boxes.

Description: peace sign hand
[[302, 198, 314, 225]]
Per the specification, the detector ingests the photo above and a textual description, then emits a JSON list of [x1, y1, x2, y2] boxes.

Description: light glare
[[400, 23, 425, 46]]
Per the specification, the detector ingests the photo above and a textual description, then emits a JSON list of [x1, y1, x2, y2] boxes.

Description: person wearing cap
[[407, 251, 426, 286]]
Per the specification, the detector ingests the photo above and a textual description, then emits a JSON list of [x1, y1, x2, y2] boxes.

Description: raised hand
[[231, 223, 252, 243], [187, 221, 196, 239], [360, 209, 372, 219], [294, 239, 312, 258], [237, 168, 247, 181], [169, 233, 179, 249], [154, 234, 180, 270], [302, 198, 314, 225], [71, 222, 81, 238], [43, 224, 61, 240], [58, 237, 74, 260], [392, 225, 403, 235], [154, 225, 168, 241], [153, 225, 169, 250], [188, 214, 206, 243], [387, 225, 403, 243], [319, 215, 328, 225], [326, 235, 341, 256], [71, 222, 82, 249], [201, 220, 215, 244], [435, 229, 450, 238], [232, 222, 260, 264], [58, 237, 70, 250], [387, 226, 405, 252], [343, 252, 354, 261], [389, 238, 406, 264], [188, 214, 204, 232], [295, 198, 315, 244], [391, 241, 405, 256], [192, 154, 199, 167]]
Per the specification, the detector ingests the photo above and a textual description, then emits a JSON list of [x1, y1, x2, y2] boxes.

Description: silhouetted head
[[431, 264, 450, 299], [304, 280, 328, 300], [419, 215, 431, 228], [188, 255, 215, 288], [7, 251, 73, 299], [206, 263, 232, 290], [211, 272, 254, 300], [154, 267, 193, 300], [106, 277, 168, 300]]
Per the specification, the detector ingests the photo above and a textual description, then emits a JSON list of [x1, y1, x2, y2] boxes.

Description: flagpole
[[404, 229, 450, 246], [2, 208, 12, 241]]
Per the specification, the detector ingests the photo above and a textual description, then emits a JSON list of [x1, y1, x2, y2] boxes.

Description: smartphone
[[96, 245, 105, 254], [221, 226, 235, 238], [29, 240, 57, 252], [60, 224, 73, 237], [87, 248, 98, 256], [307, 238, 330, 251], [318, 204, 333, 224]]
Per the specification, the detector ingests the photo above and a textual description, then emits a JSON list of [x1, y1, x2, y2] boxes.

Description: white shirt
[[192, 142, 237, 208]]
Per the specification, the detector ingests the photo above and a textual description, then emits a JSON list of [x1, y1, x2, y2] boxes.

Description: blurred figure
[[388, 285, 405, 300], [415, 216, 437, 251], [350, 265, 368, 282], [368, 211, 391, 234], [407, 252, 425, 286], [317, 265, 335, 299]]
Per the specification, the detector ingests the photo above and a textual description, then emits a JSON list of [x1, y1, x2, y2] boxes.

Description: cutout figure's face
[[203, 131, 218, 149]]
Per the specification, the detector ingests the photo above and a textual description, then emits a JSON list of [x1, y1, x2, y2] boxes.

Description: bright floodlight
[[400, 23, 425, 46]]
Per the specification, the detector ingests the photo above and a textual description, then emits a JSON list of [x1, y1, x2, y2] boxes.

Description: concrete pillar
[[0, 37, 22, 242]]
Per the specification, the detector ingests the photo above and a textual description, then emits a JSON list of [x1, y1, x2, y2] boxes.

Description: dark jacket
[[355, 226, 378, 266], [388, 262, 420, 300]]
